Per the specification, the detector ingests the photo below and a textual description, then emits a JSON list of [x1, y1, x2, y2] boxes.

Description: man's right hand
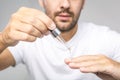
[[0, 7, 56, 46]]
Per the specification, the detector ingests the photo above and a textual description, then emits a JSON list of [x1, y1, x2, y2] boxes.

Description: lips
[[57, 13, 71, 21]]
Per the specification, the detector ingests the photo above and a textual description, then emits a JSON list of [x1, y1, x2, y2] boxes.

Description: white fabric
[[8, 22, 120, 80]]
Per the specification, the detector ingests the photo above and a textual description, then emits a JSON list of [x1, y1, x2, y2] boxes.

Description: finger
[[71, 55, 100, 63], [10, 30, 37, 42], [68, 63, 80, 69], [13, 14, 49, 35], [64, 58, 71, 64], [79, 63, 106, 73], [80, 66, 99, 73], [32, 18, 49, 35], [17, 7, 56, 30], [36, 13, 56, 30], [68, 60, 98, 69], [16, 22, 43, 38]]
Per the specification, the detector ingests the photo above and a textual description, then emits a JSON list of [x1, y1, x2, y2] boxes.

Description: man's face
[[40, 0, 84, 32]]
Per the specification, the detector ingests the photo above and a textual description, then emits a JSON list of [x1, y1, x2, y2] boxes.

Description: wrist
[[0, 32, 9, 53], [0, 32, 9, 47], [109, 61, 120, 80]]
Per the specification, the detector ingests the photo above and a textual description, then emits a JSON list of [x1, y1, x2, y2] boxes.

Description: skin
[[0, 0, 120, 80], [39, 0, 84, 41], [65, 55, 120, 80]]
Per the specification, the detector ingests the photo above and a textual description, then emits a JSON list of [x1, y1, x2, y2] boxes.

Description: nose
[[61, 0, 70, 9]]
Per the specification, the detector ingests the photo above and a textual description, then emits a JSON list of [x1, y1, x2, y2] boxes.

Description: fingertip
[[69, 63, 75, 67], [48, 22, 56, 30], [38, 34, 44, 38], [80, 67, 85, 71], [79, 67, 88, 73], [44, 31, 50, 35], [64, 58, 71, 64]]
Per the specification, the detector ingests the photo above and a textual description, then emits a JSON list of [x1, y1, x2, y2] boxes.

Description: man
[[0, 0, 120, 80]]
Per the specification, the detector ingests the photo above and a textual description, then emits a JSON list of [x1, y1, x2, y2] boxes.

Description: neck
[[61, 24, 78, 42]]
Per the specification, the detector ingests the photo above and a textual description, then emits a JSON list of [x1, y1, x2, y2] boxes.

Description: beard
[[52, 9, 80, 33], [54, 18, 78, 32]]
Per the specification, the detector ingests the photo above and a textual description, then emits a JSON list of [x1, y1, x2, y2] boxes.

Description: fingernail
[[39, 35, 44, 38], [65, 58, 71, 62], [69, 63, 75, 67], [80, 67, 86, 71], [45, 31, 50, 35], [49, 22, 56, 30]]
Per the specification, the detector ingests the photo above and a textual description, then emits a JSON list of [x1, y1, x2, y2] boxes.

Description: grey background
[[0, 0, 120, 80]]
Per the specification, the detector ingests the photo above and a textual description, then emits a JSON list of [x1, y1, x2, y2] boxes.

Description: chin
[[55, 20, 75, 32], [57, 25, 73, 32]]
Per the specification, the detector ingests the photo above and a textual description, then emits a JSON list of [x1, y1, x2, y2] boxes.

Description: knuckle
[[24, 35, 36, 42], [19, 7, 28, 11], [40, 27, 48, 34], [45, 19, 51, 26], [28, 17, 36, 23], [31, 37, 37, 42], [7, 31, 17, 42], [34, 21, 48, 34], [23, 34, 29, 40], [8, 32, 13, 38], [35, 31, 42, 37], [26, 25, 34, 33], [37, 15, 53, 29], [34, 30, 43, 37], [6, 24, 15, 34], [11, 13, 21, 21], [39, 35, 44, 38], [11, 13, 21, 22], [11, 13, 17, 18], [10, 21, 16, 27]]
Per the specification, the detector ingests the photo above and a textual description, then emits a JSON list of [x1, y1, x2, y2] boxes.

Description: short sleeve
[[113, 43, 120, 62], [8, 42, 25, 66], [111, 32, 120, 62]]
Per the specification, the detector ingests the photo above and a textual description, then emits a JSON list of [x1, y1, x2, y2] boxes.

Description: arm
[[0, 33, 15, 70], [65, 55, 120, 80], [0, 33, 8, 53], [0, 49, 15, 71]]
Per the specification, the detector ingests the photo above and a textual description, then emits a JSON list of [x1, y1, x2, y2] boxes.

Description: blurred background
[[0, 0, 120, 80]]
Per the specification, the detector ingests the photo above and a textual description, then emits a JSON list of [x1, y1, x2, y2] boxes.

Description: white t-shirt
[[8, 22, 120, 80]]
